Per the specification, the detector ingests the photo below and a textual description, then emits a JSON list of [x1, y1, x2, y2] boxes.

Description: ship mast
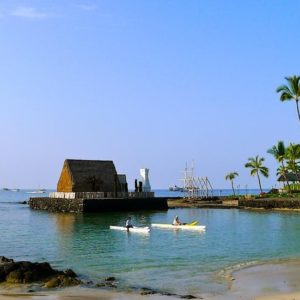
[[180, 161, 213, 199]]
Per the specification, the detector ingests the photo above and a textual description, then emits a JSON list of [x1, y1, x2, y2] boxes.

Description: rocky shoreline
[[0, 257, 199, 299], [167, 197, 300, 210], [22, 196, 300, 210], [0, 256, 80, 288]]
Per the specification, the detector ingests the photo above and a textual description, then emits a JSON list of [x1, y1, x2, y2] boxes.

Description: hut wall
[[57, 161, 73, 192]]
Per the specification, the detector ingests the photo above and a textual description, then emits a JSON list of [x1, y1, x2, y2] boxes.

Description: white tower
[[140, 168, 151, 192]]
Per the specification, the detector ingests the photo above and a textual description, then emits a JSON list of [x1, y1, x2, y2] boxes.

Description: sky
[[0, 0, 299, 190]]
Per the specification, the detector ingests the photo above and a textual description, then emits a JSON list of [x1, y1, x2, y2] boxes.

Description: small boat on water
[[169, 185, 184, 192], [110, 226, 150, 233], [2, 188, 20, 192], [27, 189, 47, 194], [151, 223, 206, 231]]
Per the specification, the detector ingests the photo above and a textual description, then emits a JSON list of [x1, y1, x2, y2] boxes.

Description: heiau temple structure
[[57, 159, 128, 193], [29, 159, 168, 212]]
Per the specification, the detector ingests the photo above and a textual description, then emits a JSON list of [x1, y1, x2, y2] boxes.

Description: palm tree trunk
[[296, 100, 300, 123], [257, 173, 263, 193], [231, 180, 235, 196]]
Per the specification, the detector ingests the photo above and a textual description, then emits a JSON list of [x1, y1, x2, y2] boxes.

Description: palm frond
[[225, 172, 239, 181], [259, 167, 269, 178], [288, 76, 300, 96]]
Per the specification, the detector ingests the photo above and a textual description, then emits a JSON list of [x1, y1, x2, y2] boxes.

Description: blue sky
[[0, 0, 299, 189]]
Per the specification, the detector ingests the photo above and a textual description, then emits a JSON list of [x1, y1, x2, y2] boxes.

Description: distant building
[[57, 159, 128, 193]]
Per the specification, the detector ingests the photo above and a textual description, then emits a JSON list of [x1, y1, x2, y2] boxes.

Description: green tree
[[276, 76, 300, 123], [245, 156, 269, 193], [225, 172, 239, 196], [286, 143, 300, 181], [267, 141, 290, 191]]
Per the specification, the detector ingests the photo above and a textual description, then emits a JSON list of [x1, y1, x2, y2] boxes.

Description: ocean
[[1, 189, 299, 297]]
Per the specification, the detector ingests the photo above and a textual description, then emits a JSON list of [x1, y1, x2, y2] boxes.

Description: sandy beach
[[209, 260, 300, 300], [0, 287, 177, 300], [2, 260, 300, 300]]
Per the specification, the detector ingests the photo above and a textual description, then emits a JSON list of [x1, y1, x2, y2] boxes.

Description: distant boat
[[2, 188, 20, 192], [169, 185, 184, 192], [27, 189, 47, 194]]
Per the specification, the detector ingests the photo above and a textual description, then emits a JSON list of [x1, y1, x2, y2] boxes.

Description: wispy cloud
[[11, 7, 50, 19], [74, 4, 97, 11]]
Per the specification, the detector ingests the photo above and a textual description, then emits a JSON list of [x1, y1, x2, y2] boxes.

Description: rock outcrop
[[0, 256, 81, 287]]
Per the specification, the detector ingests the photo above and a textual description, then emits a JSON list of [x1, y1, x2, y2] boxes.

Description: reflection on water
[[1, 191, 300, 296], [55, 213, 76, 235]]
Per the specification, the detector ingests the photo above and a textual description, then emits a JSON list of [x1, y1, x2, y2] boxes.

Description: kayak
[[151, 223, 206, 231], [110, 226, 150, 233]]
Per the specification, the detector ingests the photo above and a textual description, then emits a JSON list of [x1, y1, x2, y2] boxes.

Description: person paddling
[[125, 217, 133, 231], [172, 215, 181, 226]]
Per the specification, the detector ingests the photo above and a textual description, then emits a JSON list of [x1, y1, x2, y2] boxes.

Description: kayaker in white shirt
[[125, 217, 133, 230], [173, 215, 181, 226]]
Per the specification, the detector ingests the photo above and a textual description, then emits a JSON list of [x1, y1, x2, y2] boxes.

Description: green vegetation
[[267, 141, 290, 192], [245, 156, 269, 193], [225, 172, 239, 196], [286, 143, 300, 176], [224, 75, 300, 199], [276, 75, 300, 123]]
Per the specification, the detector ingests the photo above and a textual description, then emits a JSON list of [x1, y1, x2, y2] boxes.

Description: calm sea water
[[1, 189, 300, 297]]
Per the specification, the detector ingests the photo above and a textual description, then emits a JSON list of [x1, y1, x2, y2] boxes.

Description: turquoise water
[[1, 190, 300, 296]]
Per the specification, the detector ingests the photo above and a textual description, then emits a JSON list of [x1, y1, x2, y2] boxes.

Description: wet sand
[[2, 261, 300, 300], [0, 287, 177, 300], [209, 260, 300, 300], [0, 286, 178, 300]]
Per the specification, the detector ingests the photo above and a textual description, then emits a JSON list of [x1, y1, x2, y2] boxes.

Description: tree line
[[225, 76, 300, 195]]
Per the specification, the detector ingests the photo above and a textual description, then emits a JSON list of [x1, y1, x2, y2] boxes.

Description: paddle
[[187, 221, 199, 226]]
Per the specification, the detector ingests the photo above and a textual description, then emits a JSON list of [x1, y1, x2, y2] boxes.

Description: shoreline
[[0, 286, 178, 300], [2, 259, 300, 300], [167, 197, 300, 211], [208, 259, 300, 300]]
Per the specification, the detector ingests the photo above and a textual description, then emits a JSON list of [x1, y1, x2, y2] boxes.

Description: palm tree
[[225, 172, 239, 196], [245, 156, 269, 193], [276, 76, 300, 122], [277, 165, 289, 180], [286, 143, 300, 182], [267, 141, 290, 191]]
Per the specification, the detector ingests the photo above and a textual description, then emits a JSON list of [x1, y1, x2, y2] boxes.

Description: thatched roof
[[57, 159, 119, 192], [278, 173, 300, 182], [117, 174, 127, 184]]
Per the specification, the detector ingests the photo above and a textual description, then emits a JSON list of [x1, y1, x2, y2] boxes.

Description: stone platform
[[29, 196, 168, 213]]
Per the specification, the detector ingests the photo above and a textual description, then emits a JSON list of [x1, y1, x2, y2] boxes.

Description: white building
[[140, 168, 151, 192]]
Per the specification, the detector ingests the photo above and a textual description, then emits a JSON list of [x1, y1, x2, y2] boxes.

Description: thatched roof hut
[[278, 173, 300, 182], [57, 159, 127, 193]]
